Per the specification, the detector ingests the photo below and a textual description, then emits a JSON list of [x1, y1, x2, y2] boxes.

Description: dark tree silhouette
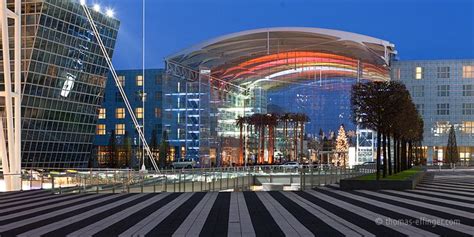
[[446, 125, 459, 168], [108, 129, 117, 168]]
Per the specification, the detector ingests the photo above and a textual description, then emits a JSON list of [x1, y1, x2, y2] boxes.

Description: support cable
[[81, 4, 159, 172]]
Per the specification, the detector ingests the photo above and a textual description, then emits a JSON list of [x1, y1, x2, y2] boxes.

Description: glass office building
[[93, 69, 164, 167], [393, 60, 474, 166], [164, 27, 396, 165], [0, 0, 119, 168]]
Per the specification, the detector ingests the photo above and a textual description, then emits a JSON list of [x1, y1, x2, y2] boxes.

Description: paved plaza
[[0, 171, 473, 236]]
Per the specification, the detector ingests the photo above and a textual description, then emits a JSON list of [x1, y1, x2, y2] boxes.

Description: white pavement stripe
[[227, 193, 256, 237], [0, 194, 126, 232], [417, 186, 474, 196], [409, 189, 474, 202], [118, 193, 194, 237], [236, 192, 255, 237], [418, 184, 474, 192], [358, 190, 474, 218], [0, 194, 109, 221], [17, 194, 148, 237], [172, 193, 218, 237], [0, 194, 83, 214], [228, 192, 241, 237], [328, 190, 474, 235], [256, 192, 313, 237], [67, 193, 171, 237], [306, 190, 435, 237], [282, 192, 369, 237], [383, 190, 474, 208]]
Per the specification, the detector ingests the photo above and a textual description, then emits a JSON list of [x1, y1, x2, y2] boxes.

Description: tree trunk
[[376, 130, 381, 180], [259, 125, 265, 164], [268, 125, 274, 164], [294, 122, 298, 162], [239, 124, 243, 165], [408, 141, 413, 169], [300, 122, 304, 163], [401, 139, 407, 171], [388, 135, 392, 175], [382, 133, 387, 178]]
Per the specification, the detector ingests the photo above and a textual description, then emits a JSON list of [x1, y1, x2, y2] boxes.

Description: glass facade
[[163, 28, 395, 165], [393, 59, 474, 166], [92, 69, 164, 167], [0, 0, 119, 168]]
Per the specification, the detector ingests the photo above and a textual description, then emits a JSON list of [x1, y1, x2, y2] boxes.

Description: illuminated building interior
[[164, 27, 396, 165]]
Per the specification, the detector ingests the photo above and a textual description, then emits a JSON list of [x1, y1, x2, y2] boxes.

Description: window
[[434, 121, 450, 136], [437, 85, 449, 97], [462, 103, 474, 115], [412, 86, 424, 97], [156, 75, 161, 84], [415, 104, 424, 115], [437, 66, 450, 78], [155, 92, 162, 100], [415, 67, 423, 79], [461, 121, 474, 134], [437, 103, 449, 115], [463, 85, 474, 96], [135, 107, 144, 119], [98, 108, 106, 119], [116, 124, 125, 135], [96, 124, 106, 135], [136, 75, 143, 86], [155, 108, 161, 118], [117, 75, 125, 87], [116, 108, 125, 119], [463, 65, 474, 78], [115, 92, 123, 102]]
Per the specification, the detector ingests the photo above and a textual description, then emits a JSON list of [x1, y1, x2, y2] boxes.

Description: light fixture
[[93, 4, 101, 12], [79, 0, 86, 5], [105, 8, 115, 18]]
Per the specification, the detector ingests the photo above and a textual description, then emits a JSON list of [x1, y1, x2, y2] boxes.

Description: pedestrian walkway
[[0, 171, 473, 236]]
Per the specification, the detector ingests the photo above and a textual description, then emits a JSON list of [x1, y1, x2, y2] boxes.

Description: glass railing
[[1, 164, 376, 193]]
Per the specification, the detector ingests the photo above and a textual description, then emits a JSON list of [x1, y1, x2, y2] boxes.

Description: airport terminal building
[[163, 27, 396, 166]]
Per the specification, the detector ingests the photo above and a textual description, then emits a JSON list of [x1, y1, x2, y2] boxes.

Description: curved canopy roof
[[166, 27, 396, 90]]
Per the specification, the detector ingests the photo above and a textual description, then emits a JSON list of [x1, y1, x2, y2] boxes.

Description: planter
[[340, 170, 426, 190]]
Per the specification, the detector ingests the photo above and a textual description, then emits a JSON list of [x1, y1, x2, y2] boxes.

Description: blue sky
[[97, 0, 474, 70]]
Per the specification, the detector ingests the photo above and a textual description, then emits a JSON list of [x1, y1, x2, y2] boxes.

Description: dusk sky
[[98, 0, 474, 70]]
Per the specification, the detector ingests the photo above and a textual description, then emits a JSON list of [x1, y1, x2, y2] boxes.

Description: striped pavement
[[0, 173, 473, 236]]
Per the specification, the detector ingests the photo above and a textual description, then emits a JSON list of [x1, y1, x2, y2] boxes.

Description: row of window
[[115, 74, 162, 87], [416, 103, 474, 116], [412, 85, 474, 97], [407, 65, 474, 80], [109, 91, 162, 103], [434, 121, 474, 135], [96, 123, 162, 136], [98, 107, 162, 119]]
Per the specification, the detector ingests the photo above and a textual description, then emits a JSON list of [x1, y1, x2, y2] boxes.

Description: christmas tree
[[335, 124, 349, 167], [446, 125, 459, 169]]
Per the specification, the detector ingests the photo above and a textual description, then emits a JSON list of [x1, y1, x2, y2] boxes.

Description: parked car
[[171, 160, 197, 169], [279, 162, 301, 169]]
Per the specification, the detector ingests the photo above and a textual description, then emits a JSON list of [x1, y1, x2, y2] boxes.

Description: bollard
[[220, 167, 223, 191], [179, 170, 182, 192], [96, 174, 99, 194], [141, 174, 144, 193], [318, 167, 321, 186], [163, 174, 167, 192], [192, 168, 195, 192]]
